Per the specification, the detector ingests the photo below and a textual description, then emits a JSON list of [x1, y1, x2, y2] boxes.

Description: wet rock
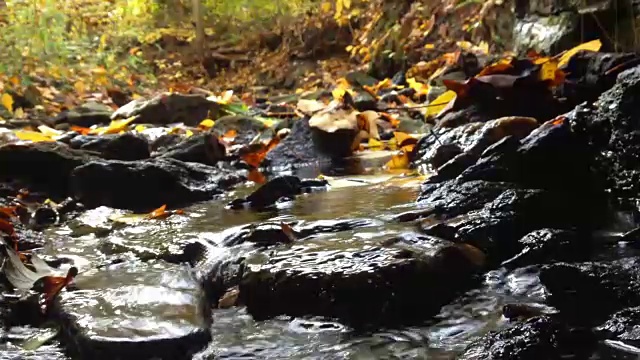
[[73, 133, 150, 160], [501, 228, 585, 268], [540, 257, 640, 324], [309, 113, 361, 159], [578, 65, 640, 202], [111, 93, 219, 126], [53, 102, 113, 128], [416, 179, 514, 218], [150, 133, 183, 152], [598, 306, 640, 343], [353, 92, 378, 111], [211, 115, 268, 145], [70, 157, 244, 211], [421, 188, 589, 264], [0, 142, 97, 197], [459, 316, 596, 360], [345, 71, 378, 87], [239, 234, 482, 327], [263, 117, 326, 169], [562, 52, 640, 106], [155, 132, 226, 165], [412, 117, 538, 174], [56, 260, 211, 360], [220, 218, 381, 246], [458, 115, 598, 192], [396, 117, 429, 134], [228, 175, 301, 210], [512, 13, 577, 55]]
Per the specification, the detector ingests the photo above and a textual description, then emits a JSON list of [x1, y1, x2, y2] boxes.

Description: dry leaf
[[1, 93, 13, 113], [427, 90, 456, 117], [558, 39, 602, 68], [13, 130, 54, 142]]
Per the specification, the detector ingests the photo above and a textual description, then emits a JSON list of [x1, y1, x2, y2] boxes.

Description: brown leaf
[[218, 286, 240, 309]]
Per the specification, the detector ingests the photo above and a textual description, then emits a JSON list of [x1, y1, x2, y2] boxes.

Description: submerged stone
[[56, 261, 211, 360]]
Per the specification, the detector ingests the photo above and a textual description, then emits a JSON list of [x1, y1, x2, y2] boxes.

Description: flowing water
[[5, 164, 625, 359]]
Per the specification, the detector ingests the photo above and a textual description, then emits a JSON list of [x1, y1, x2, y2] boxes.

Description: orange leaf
[[280, 222, 297, 242], [70, 126, 91, 135], [146, 204, 167, 219], [0, 206, 17, 220], [248, 169, 267, 184], [393, 132, 417, 148], [477, 60, 513, 77], [42, 267, 78, 303], [386, 151, 410, 169], [0, 218, 16, 237], [223, 129, 237, 139]]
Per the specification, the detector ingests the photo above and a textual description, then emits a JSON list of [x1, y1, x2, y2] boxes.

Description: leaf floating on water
[[1, 245, 51, 292], [20, 326, 60, 351], [558, 39, 602, 68], [280, 222, 298, 243]]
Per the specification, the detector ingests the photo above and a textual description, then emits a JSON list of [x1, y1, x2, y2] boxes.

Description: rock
[[353, 92, 378, 111], [500, 228, 585, 268], [0, 142, 97, 197], [421, 188, 589, 265], [70, 157, 244, 211], [150, 133, 183, 152], [308, 110, 361, 159], [562, 52, 640, 106], [598, 306, 640, 343], [512, 13, 577, 55], [239, 233, 482, 327], [73, 133, 150, 160], [56, 261, 211, 359], [111, 93, 219, 126], [263, 117, 327, 169], [540, 257, 640, 324], [396, 117, 429, 134], [459, 316, 596, 360], [219, 218, 381, 246], [416, 179, 514, 217], [578, 65, 640, 203], [228, 175, 302, 210], [458, 115, 599, 193], [412, 117, 539, 174], [345, 71, 379, 87], [53, 102, 113, 128], [211, 115, 268, 144], [155, 132, 226, 165]]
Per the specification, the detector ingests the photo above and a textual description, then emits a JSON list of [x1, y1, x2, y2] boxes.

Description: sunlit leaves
[[1, 93, 13, 113], [558, 39, 602, 68]]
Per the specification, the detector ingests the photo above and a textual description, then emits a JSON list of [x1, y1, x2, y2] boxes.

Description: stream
[[0, 165, 587, 359]]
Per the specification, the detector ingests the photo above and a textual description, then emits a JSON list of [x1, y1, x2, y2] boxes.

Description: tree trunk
[[192, 0, 205, 59]]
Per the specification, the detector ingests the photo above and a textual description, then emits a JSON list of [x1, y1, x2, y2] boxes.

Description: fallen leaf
[[280, 222, 298, 242], [558, 39, 602, 68], [90, 116, 136, 135], [368, 137, 385, 150], [218, 286, 240, 309], [0, 218, 16, 237], [146, 205, 167, 219], [385, 150, 411, 169], [199, 119, 215, 130], [247, 169, 267, 184], [427, 90, 456, 117], [13, 130, 54, 142], [1, 93, 13, 113], [37, 125, 63, 138]]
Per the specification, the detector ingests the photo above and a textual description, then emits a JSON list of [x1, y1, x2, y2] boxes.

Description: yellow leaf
[[407, 77, 430, 96], [427, 90, 456, 117], [199, 119, 215, 129], [1, 93, 13, 113], [74, 81, 86, 96], [385, 151, 410, 169], [134, 124, 147, 132], [539, 60, 558, 82], [37, 125, 63, 138], [368, 137, 384, 151], [336, 0, 343, 18], [91, 116, 136, 135], [558, 39, 602, 68], [13, 130, 54, 142], [424, 44, 435, 50], [343, 0, 351, 9], [321, 1, 332, 13], [185, 129, 194, 138]]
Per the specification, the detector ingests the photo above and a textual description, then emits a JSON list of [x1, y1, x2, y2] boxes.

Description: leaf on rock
[[477, 58, 513, 76], [407, 77, 430, 96], [37, 125, 63, 138], [198, 119, 215, 130], [13, 130, 54, 143], [558, 39, 602, 68], [90, 116, 136, 135], [146, 204, 167, 219]]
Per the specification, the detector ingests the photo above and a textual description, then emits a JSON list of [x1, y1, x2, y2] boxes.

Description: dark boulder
[[459, 316, 596, 360], [211, 115, 268, 145], [239, 233, 482, 327], [598, 306, 640, 343], [70, 157, 244, 211], [501, 228, 585, 268], [540, 257, 640, 325], [262, 117, 328, 169], [53, 102, 113, 128], [0, 142, 98, 197], [111, 93, 219, 126], [72, 133, 150, 160], [155, 132, 226, 165]]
